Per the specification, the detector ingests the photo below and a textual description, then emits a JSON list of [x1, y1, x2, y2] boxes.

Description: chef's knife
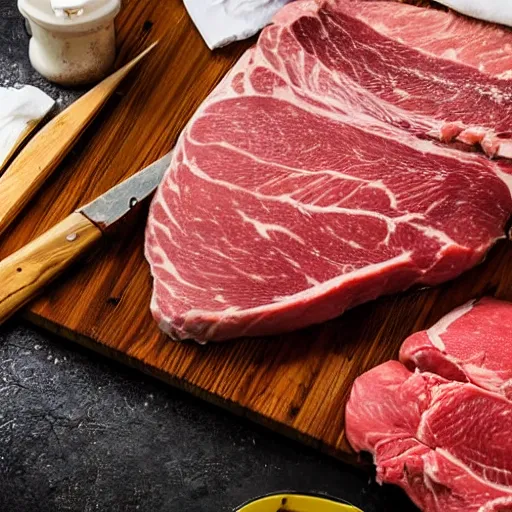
[[0, 151, 172, 325]]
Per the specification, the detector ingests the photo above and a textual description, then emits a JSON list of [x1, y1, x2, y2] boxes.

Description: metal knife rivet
[[66, 233, 78, 242], [129, 197, 138, 208]]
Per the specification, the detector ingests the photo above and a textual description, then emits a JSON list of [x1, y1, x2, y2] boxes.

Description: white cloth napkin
[[435, 0, 512, 27], [0, 85, 55, 172], [183, 0, 291, 49]]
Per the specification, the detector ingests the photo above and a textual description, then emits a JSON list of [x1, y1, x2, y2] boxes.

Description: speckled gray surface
[[0, 1, 417, 510], [0, 2, 81, 103]]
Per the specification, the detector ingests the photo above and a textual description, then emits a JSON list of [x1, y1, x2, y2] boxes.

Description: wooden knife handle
[[0, 212, 102, 325]]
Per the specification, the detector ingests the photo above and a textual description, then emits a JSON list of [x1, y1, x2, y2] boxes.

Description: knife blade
[[0, 151, 172, 325], [79, 152, 171, 230]]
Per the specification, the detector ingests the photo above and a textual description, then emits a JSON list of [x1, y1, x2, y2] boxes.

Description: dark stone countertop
[[0, 2, 417, 510]]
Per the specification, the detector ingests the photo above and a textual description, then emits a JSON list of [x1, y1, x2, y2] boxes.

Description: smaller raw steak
[[345, 298, 512, 512], [400, 297, 512, 398], [346, 362, 512, 512]]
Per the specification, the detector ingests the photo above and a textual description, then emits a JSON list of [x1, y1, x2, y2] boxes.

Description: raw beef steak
[[345, 361, 512, 512], [145, 0, 512, 342], [400, 297, 512, 398], [345, 298, 512, 512]]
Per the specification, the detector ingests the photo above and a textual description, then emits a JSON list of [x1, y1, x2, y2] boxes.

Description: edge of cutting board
[[8, 0, 511, 467], [23, 309, 364, 465]]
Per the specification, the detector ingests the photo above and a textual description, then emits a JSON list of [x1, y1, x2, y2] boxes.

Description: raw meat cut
[[145, 0, 512, 342], [345, 298, 512, 512], [345, 362, 512, 512], [400, 297, 512, 398]]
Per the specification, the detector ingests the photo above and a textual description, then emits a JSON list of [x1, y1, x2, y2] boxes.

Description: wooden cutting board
[[1, 0, 511, 462]]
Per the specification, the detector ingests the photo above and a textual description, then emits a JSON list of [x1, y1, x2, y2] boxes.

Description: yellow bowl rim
[[234, 490, 360, 511]]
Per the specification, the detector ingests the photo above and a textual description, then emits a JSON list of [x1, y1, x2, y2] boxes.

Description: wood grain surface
[[1, 0, 510, 462]]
